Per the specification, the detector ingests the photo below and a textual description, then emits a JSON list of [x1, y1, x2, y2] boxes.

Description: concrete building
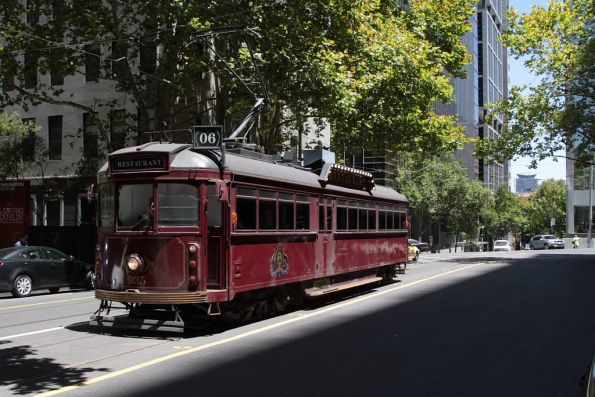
[[566, 150, 594, 236]]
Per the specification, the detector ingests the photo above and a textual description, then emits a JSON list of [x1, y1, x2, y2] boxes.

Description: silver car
[[529, 234, 565, 250]]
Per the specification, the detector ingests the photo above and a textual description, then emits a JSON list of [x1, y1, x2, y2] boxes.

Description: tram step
[[304, 276, 383, 297], [90, 314, 184, 333]]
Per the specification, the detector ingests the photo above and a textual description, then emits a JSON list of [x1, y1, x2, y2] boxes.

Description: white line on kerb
[[0, 326, 64, 341]]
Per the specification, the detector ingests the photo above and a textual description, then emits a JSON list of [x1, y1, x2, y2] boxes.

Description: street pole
[[588, 153, 594, 248]]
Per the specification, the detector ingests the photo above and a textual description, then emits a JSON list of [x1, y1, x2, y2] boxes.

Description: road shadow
[[113, 253, 595, 397], [0, 340, 109, 395]]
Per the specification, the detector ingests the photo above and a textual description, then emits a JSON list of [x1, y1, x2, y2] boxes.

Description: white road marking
[[0, 326, 64, 341]]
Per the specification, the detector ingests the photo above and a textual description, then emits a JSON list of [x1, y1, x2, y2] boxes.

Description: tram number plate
[[193, 125, 223, 149]]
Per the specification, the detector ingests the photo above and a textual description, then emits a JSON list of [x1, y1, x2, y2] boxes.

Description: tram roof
[[101, 143, 407, 203]]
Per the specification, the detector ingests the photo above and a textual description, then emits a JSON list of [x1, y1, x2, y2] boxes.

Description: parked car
[[0, 246, 95, 297], [408, 241, 420, 261], [529, 235, 565, 250], [493, 240, 511, 252], [408, 239, 430, 252]]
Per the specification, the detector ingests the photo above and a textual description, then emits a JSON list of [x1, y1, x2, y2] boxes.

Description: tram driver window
[[158, 184, 199, 226], [118, 184, 153, 227]]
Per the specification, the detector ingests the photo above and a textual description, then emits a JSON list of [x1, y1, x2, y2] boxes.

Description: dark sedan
[[0, 246, 95, 297], [408, 238, 430, 252]]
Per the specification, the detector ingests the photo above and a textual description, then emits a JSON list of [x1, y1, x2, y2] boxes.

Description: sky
[[506, 0, 566, 189]]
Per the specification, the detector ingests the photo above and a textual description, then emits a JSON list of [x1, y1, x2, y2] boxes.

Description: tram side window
[[296, 195, 310, 230], [394, 210, 402, 229], [359, 206, 367, 230], [99, 184, 114, 227], [118, 184, 153, 227], [318, 202, 324, 232], [387, 211, 394, 230], [368, 206, 376, 230], [259, 190, 276, 230], [378, 210, 386, 230], [336, 205, 347, 230], [236, 188, 256, 230], [399, 212, 407, 229], [348, 203, 358, 230], [279, 192, 294, 230], [158, 184, 198, 226]]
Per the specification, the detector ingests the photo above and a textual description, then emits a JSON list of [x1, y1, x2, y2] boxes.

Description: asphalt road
[[1, 249, 594, 396]]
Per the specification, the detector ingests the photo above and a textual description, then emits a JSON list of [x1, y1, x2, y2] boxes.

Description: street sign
[[551, 217, 556, 227], [193, 125, 223, 150]]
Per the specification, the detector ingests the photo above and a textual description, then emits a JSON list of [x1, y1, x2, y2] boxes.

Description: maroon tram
[[91, 133, 408, 331]]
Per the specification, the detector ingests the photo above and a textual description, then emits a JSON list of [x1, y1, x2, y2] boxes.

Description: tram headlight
[[189, 244, 197, 254], [127, 254, 143, 272]]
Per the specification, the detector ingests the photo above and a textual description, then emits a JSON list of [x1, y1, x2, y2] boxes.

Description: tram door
[[317, 197, 334, 278], [206, 182, 227, 289]]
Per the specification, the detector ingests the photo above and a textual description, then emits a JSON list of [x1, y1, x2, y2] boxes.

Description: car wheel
[[49, 287, 60, 294], [12, 274, 33, 298], [414, 252, 419, 261], [85, 270, 96, 290], [544, 244, 549, 250], [530, 245, 534, 250]]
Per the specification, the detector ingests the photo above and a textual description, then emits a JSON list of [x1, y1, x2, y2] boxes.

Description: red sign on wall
[[0, 181, 30, 248]]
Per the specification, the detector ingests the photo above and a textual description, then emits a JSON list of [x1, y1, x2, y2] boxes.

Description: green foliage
[[525, 179, 567, 236], [476, 0, 594, 165], [481, 185, 528, 240], [0, 0, 475, 166], [0, 114, 37, 181], [398, 154, 492, 237]]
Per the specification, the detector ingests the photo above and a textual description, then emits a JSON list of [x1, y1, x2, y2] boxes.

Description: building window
[[27, 2, 39, 24], [46, 199, 60, 226], [50, 66, 64, 86], [111, 40, 127, 80], [48, 115, 62, 160], [24, 52, 37, 89], [83, 113, 98, 158], [109, 110, 127, 150], [22, 118, 36, 161], [63, 197, 77, 226], [85, 44, 100, 82], [140, 36, 156, 74]]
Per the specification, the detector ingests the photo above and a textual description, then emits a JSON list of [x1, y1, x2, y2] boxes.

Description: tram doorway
[[317, 197, 335, 277], [206, 183, 227, 289]]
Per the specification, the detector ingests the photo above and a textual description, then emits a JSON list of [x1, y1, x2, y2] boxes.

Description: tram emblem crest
[[270, 244, 288, 277]]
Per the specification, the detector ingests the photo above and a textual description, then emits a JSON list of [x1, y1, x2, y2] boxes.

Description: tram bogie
[[91, 140, 408, 332]]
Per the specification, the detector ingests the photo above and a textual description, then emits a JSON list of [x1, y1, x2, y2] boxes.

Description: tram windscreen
[[158, 184, 199, 226], [118, 184, 153, 228]]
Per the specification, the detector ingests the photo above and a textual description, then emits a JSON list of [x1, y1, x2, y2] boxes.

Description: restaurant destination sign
[[110, 155, 168, 172]]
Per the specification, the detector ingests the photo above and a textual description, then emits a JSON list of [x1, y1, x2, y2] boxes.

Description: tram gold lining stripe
[[0, 296, 93, 311], [38, 262, 486, 397]]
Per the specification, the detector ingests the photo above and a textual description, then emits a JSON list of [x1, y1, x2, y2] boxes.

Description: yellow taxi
[[408, 240, 420, 262]]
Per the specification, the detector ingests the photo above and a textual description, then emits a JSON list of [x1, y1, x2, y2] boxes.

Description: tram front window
[[118, 184, 153, 228], [158, 184, 199, 226]]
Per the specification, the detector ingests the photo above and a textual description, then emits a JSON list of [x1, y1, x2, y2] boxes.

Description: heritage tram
[[91, 127, 409, 331]]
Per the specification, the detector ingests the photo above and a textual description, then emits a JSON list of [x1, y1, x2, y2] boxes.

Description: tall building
[[438, 0, 509, 192], [566, 150, 594, 235]]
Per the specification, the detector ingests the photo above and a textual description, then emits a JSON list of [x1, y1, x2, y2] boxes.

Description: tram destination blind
[[193, 125, 223, 150]]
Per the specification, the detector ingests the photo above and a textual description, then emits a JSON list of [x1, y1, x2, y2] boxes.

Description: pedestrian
[[572, 234, 580, 249], [15, 234, 28, 247]]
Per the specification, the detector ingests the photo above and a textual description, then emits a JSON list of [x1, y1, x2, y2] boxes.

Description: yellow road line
[[0, 296, 93, 311], [38, 262, 486, 396]]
